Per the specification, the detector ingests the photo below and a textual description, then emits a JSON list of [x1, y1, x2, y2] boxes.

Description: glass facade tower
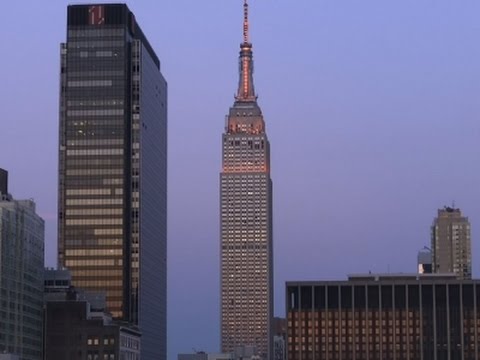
[[58, 5, 167, 359], [220, 2, 273, 359], [0, 173, 45, 360]]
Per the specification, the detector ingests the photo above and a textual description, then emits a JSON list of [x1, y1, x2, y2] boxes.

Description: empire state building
[[220, 1, 273, 358]]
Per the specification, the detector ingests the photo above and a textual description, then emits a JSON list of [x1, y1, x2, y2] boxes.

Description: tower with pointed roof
[[220, 1, 273, 358]]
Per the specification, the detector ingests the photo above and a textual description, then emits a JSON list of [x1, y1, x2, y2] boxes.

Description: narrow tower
[[220, 1, 273, 358], [431, 206, 471, 279]]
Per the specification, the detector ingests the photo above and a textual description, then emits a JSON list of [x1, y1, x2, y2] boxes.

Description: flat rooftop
[[286, 273, 476, 286]]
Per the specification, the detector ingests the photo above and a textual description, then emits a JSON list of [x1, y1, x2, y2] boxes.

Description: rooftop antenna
[[243, 0, 249, 44], [452, 200, 456, 209]]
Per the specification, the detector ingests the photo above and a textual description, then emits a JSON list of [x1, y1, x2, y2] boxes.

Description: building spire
[[243, 0, 249, 44], [235, 0, 257, 103]]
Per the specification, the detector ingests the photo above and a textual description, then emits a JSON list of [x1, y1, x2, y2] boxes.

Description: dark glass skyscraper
[[58, 5, 167, 359], [220, 1, 273, 358]]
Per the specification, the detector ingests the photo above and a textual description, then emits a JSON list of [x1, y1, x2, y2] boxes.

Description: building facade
[[0, 355, 20, 360], [44, 268, 72, 295], [178, 354, 210, 360], [287, 274, 480, 360], [431, 207, 471, 279], [273, 318, 287, 360], [44, 291, 140, 360], [178, 349, 259, 360], [220, 1, 273, 358], [57, 5, 167, 359], [44, 268, 106, 311], [273, 336, 285, 360], [417, 247, 433, 274], [0, 169, 7, 195], [0, 170, 45, 360]]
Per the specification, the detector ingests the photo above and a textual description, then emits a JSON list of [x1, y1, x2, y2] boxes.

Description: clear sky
[[1, 0, 480, 359]]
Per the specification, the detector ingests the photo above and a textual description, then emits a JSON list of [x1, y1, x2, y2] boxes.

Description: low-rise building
[[178, 346, 260, 360], [287, 273, 480, 360], [44, 289, 140, 360]]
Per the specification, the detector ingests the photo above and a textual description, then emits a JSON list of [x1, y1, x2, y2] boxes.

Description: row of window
[[223, 228, 268, 232], [223, 167, 268, 173], [61, 152, 124, 162], [223, 197, 268, 202], [87, 336, 115, 346], [221, 175, 268, 180], [64, 238, 122, 246], [66, 188, 113, 196], [66, 169, 124, 177], [67, 74, 125, 82], [222, 214, 268, 219], [66, 149, 124, 156], [66, 218, 123, 226], [70, 270, 122, 277], [223, 159, 266, 164], [68, 29, 124, 37], [75, 280, 123, 287], [68, 109, 124, 116], [76, 50, 122, 58], [68, 80, 113, 87], [94, 228, 123, 235], [66, 198, 123, 206], [66, 208, 123, 216], [65, 249, 123, 256], [69, 40, 124, 48], [65, 259, 117, 267], [87, 353, 115, 360]]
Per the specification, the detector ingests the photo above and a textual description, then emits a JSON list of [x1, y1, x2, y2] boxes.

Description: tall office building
[[0, 169, 44, 360], [220, 1, 273, 358], [431, 207, 471, 279], [58, 5, 167, 359]]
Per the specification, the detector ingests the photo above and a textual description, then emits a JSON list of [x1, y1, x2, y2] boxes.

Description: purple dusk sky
[[1, 0, 480, 358]]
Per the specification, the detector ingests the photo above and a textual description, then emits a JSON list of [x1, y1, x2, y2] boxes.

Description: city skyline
[[1, 1, 479, 359]]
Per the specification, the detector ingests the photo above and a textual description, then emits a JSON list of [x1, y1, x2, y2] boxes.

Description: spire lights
[[235, 0, 256, 102], [243, 0, 249, 44]]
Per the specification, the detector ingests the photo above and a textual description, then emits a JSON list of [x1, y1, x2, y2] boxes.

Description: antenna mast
[[243, 0, 249, 43]]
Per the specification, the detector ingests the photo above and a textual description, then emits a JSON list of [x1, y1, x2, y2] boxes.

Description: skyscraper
[[57, 5, 167, 359], [220, 1, 273, 358], [0, 169, 44, 360], [431, 206, 471, 279]]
